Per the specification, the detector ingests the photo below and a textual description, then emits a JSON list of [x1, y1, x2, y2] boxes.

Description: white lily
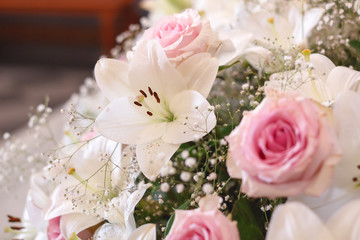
[[236, 5, 324, 72], [94, 40, 217, 179], [290, 90, 360, 221], [9, 171, 51, 240], [45, 136, 150, 239], [268, 53, 360, 105], [266, 200, 360, 240], [140, 0, 192, 25], [93, 223, 156, 240], [193, 0, 241, 31]]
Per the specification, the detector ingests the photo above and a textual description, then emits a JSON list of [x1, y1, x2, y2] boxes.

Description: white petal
[[137, 140, 180, 179], [327, 199, 360, 240], [124, 182, 152, 230], [95, 58, 134, 101], [302, 8, 325, 41], [128, 224, 156, 240], [95, 97, 166, 144], [327, 66, 360, 99], [266, 202, 334, 240], [243, 46, 274, 73], [216, 30, 253, 66], [129, 40, 186, 101], [163, 90, 216, 144], [290, 91, 360, 221], [60, 213, 102, 239], [45, 187, 78, 220], [310, 53, 335, 83], [93, 223, 127, 240], [177, 53, 218, 97]]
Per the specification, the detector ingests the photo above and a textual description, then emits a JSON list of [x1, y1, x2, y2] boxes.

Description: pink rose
[[165, 195, 240, 240], [226, 89, 341, 198], [142, 9, 218, 63], [47, 216, 94, 240], [47, 217, 65, 240]]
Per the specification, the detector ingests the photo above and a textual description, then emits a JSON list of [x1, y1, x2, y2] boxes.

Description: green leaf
[[164, 199, 190, 237], [349, 40, 360, 54], [231, 198, 265, 240]]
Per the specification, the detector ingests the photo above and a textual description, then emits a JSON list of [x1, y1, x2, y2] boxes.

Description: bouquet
[[2, 0, 360, 239]]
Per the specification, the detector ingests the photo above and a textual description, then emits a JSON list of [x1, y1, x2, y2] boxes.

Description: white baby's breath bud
[[202, 183, 213, 194], [208, 106, 215, 111], [168, 167, 176, 175], [158, 199, 164, 204], [207, 172, 217, 181], [193, 175, 200, 182], [193, 134, 201, 142], [210, 158, 217, 166], [2, 132, 10, 140], [181, 150, 189, 159], [180, 171, 192, 182], [160, 182, 170, 193], [185, 157, 197, 168], [37, 104, 45, 112], [220, 139, 227, 146], [175, 184, 184, 193]]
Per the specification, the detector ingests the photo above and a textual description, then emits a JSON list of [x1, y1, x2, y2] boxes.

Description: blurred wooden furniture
[[0, 0, 133, 53]]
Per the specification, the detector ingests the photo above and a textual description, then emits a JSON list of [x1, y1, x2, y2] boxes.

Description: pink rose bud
[[142, 9, 219, 63], [47, 216, 65, 240], [226, 89, 341, 198], [165, 195, 240, 240]]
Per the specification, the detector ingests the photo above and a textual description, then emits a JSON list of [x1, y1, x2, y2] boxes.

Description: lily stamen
[[134, 101, 142, 107], [139, 90, 147, 98], [68, 168, 97, 193], [267, 17, 280, 45], [148, 86, 153, 95], [154, 92, 161, 103]]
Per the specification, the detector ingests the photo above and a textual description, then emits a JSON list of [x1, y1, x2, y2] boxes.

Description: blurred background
[[0, 0, 145, 133]]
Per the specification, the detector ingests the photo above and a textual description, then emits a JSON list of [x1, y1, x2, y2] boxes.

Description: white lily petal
[[95, 58, 133, 101], [60, 213, 102, 239], [137, 140, 180, 179], [310, 53, 336, 83], [216, 30, 253, 66], [327, 199, 360, 240], [266, 202, 334, 240], [327, 66, 360, 99], [129, 40, 186, 101], [93, 223, 127, 240], [302, 8, 325, 42], [290, 91, 360, 221], [290, 7, 324, 44], [124, 182, 152, 228], [163, 90, 216, 144], [243, 46, 274, 73], [128, 224, 156, 240], [95, 97, 166, 144], [45, 187, 78, 220], [177, 53, 218, 97]]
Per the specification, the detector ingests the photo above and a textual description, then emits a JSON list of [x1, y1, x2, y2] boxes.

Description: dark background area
[[0, 0, 145, 133]]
